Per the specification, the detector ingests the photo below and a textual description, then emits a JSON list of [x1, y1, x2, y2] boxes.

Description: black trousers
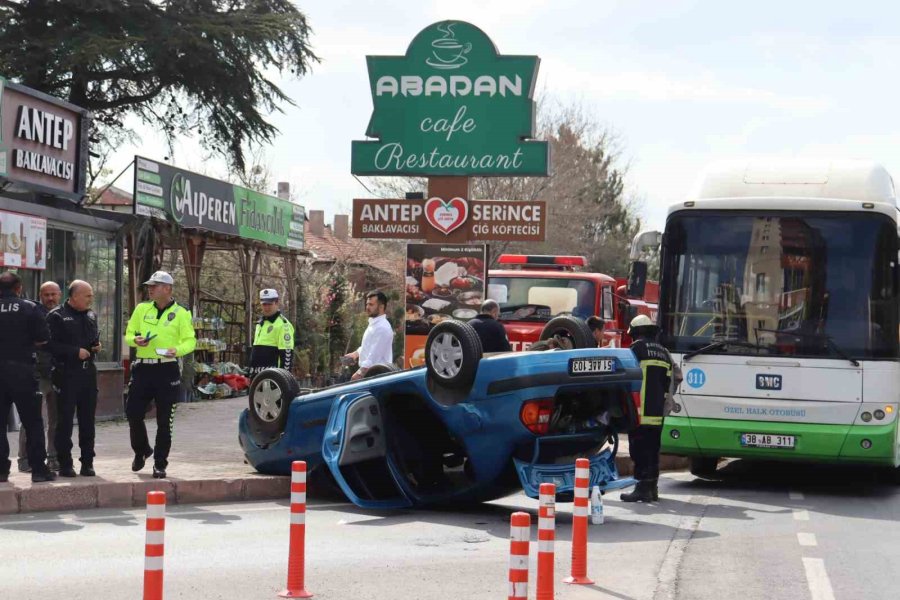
[[54, 363, 98, 467], [0, 361, 46, 473], [126, 362, 180, 468], [629, 424, 663, 481]]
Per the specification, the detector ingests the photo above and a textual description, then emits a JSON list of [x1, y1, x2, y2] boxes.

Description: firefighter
[[0, 271, 56, 483], [621, 314, 672, 503], [124, 271, 196, 479], [248, 289, 294, 377]]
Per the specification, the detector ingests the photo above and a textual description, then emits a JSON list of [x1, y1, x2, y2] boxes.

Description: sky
[[103, 0, 900, 232]]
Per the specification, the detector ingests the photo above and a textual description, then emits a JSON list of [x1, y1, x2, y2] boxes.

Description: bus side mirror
[[627, 260, 648, 298]]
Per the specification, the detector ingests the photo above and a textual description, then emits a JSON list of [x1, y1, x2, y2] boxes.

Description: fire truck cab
[[487, 254, 659, 351]]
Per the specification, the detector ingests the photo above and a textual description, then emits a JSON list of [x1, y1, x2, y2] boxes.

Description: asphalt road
[[1, 461, 897, 600]]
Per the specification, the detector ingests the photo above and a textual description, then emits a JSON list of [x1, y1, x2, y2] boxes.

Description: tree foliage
[[0, 0, 319, 171]]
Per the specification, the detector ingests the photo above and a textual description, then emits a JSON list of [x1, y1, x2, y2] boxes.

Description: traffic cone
[[564, 458, 594, 585], [508, 512, 530, 600], [278, 461, 313, 598], [144, 491, 166, 600], [536, 483, 556, 600]]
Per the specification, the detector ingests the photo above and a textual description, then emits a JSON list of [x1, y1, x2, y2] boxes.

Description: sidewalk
[[2, 396, 688, 515]]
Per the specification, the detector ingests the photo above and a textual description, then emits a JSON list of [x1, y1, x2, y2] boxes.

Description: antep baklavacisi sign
[[133, 156, 305, 250], [0, 77, 90, 201], [351, 21, 549, 177]]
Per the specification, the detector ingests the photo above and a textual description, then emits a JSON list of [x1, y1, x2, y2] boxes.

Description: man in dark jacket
[[46, 280, 101, 477], [469, 299, 511, 353], [621, 314, 672, 503]]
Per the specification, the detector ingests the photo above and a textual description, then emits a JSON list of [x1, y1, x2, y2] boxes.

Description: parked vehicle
[[239, 320, 642, 508], [488, 254, 658, 351], [646, 159, 900, 478]]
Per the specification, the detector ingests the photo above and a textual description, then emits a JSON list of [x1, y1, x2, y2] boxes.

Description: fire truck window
[[602, 287, 614, 320], [528, 287, 578, 315]]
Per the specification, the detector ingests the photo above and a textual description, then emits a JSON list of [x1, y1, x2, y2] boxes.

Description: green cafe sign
[[133, 156, 305, 250], [351, 21, 549, 177]]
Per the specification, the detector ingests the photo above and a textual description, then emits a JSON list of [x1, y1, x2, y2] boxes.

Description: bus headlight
[[861, 439, 873, 449], [670, 429, 681, 439], [861, 412, 873, 422], [672, 403, 682, 414], [874, 410, 886, 420]]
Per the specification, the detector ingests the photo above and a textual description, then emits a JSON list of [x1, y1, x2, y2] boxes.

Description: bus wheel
[[689, 456, 719, 478]]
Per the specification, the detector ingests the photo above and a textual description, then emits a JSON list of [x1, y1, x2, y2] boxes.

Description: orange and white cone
[[564, 458, 594, 585], [278, 461, 313, 598], [536, 483, 556, 600], [144, 491, 166, 600], [508, 511, 531, 600]]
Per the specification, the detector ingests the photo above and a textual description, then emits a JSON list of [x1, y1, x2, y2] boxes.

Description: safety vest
[[251, 312, 295, 370], [125, 300, 197, 359], [630, 339, 673, 426]]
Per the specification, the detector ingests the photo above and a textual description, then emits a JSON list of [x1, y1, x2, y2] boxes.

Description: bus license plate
[[569, 358, 614, 375], [740, 433, 795, 449]]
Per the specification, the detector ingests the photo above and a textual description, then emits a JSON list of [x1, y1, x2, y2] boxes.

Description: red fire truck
[[488, 253, 659, 351]]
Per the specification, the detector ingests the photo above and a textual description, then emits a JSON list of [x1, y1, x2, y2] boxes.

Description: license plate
[[569, 357, 614, 375], [740, 433, 795, 449]]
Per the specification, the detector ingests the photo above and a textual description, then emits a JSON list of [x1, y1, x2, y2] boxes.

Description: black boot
[[31, 469, 57, 483], [80, 460, 96, 477], [132, 448, 153, 472], [621, 480, 655, 503], [650, 479, 659, 501], [152, 465, 166, 479], [58, 464, 77, 478]]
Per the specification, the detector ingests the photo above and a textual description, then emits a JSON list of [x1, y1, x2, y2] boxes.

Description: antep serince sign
[[0, 77, 90, 201], [134, 156, 305, 250], [351, 21, 549, 177]]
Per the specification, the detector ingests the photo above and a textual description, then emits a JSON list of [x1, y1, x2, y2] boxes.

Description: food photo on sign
[[404, 243, 488, 368]]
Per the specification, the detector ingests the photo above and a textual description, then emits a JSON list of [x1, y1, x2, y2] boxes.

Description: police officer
[[621, 314, 673, 503], [125, 271, 196, 479], [248, 289, 294, 376], [17, 280, 62, 473], [46, 280, 101, 477], [0, 272, 56, 483]]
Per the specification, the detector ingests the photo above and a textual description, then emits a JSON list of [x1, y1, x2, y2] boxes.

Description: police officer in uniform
[[125, 271, 196, 479], [621, 314, 673, 503], [248, 289, 294, 376], [47, 280, 101, 477], [0, 272, 56, 483]]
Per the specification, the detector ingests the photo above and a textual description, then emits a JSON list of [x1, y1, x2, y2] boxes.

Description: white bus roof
[[685, 159, 896, 206]]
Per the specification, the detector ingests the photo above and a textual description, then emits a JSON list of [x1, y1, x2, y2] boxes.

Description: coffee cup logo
[[426, 23, 472, 70]]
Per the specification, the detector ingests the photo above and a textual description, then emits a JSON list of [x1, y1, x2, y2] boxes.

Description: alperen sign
[[0, 77, 90, 201], [134, 156, 305, 250], [351, 21, 548, 177]]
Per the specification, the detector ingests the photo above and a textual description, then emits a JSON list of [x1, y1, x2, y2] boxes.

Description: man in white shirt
[[344, 291, 394, 380]]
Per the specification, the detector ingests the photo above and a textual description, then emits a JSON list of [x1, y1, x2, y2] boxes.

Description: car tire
[[689, 456, 719, 478], [363, 363, 399, 378], [539, 315, 594, 349], [425, 320, 482, 389], [248, 368, 299, 437]]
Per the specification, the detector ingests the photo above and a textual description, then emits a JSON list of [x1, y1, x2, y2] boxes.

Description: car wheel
[[248, 368, 299, 437], [425, 320, 483, 389], [539, 315, 594, 349], [363, 363, 399, 378], [689, 456, 719, 478]]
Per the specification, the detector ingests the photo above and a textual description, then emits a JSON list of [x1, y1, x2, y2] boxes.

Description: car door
[[321, 391, 413, 509]]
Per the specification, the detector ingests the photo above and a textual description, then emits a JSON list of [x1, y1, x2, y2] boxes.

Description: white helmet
[[628, 314, 656, 334]]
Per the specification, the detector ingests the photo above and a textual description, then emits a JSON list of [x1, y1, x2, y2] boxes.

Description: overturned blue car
[[239, 317, 642, 509]]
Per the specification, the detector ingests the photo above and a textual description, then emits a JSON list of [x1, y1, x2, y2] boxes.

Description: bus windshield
[[660, 212, 898, 359], [489, 276, 596, 322]]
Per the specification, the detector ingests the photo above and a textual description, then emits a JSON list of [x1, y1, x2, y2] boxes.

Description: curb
[[0, 475, 289, 515]]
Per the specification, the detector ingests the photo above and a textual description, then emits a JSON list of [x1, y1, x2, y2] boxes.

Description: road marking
[[793, 509, 810, 521], [802, 557, 836, 600], [797, 532, 817, 547], [789, 491, 805, 501], [0, 501, 352, 527], [653, 493, 713, 600]]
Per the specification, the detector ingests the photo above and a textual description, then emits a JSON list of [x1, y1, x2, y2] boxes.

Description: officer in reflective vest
[[248, 289, 294, 377], [621, 314, 673, 503], [124, 271, 196, 479]]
